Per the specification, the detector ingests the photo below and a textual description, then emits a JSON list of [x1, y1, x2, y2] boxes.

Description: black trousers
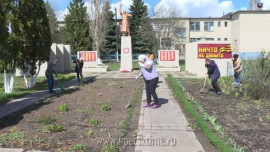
[[144, 77, 159, 105], [76, 71, 82, 81], [212, 80, 221, 93]]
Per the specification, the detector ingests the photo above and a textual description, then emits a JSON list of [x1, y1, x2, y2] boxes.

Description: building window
[[204, 22, 214, 31], [205, 38, 214, 41], [218, 21, 221, 27], [175, 28, 186, 38], [218, 38, 221, 41], [190, 22, 200, 31], [224, 38, 228, 41], [190, 38, 201, 42], [225, 21, 228, 27]]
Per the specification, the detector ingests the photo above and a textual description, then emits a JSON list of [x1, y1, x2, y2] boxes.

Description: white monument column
[[120, 36, 132, 72]]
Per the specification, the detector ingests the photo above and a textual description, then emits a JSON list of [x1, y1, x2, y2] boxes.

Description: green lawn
[[0, 73, 76, 105], [180, 60, 185, 71], [105, 62, 140, 71]]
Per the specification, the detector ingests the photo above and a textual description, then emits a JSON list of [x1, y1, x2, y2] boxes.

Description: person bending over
[[205, 58, 222, 95], [137, 54, 159, 108]]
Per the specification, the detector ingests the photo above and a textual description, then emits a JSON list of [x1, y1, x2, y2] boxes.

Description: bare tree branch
[[152, 6, 184, 50], [88, 0, 109, 60]]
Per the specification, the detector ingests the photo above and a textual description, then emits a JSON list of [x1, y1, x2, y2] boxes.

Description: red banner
[[159, 51, 175, 61], [198, 44, 232, 59], [81, 51, 96, 62]]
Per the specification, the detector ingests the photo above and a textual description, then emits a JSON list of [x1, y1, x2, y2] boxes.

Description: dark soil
[[181, 78, 270, 152], [0, 78, 143, 152]]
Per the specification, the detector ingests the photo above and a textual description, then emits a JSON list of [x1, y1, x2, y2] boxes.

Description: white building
[[151, 10, 270, 59]]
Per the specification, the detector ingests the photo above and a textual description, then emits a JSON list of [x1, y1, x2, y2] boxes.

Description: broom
[[57, 75, 65, 92]]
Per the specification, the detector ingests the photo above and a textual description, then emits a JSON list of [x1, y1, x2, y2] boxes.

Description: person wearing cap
[[137, 54, 159, 108], [232, 54, 243, 86], [45, 59, 58, 94]]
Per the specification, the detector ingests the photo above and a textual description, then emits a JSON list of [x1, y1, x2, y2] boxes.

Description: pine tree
[[64, 0, 92, 54], [141, 13, 156, 53], [129, 0, 154, 53], [0, 0, 9, 72], [0, 0, 9, 52], [11, 0, 52, 88], [102, 2, 120, 57], [45, 1, 60, 43]]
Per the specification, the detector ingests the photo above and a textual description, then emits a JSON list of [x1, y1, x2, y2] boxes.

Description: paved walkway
[[84, 70, 197, 79], [135, 76, 204, 152]]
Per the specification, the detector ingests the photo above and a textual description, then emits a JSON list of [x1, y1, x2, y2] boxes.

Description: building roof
[[231, 10, 270, 16]]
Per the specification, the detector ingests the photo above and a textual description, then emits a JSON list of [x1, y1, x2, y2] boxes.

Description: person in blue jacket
[[205, 58, 222, 95]]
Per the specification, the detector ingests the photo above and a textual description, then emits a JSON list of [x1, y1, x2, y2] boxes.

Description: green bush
[[101, 104, 111, 111], [38, 116, 56, 125], [45, 124, 64, 133], [90, 118, 99, 126], [87, 130, 94, 136], [102, 145, 118, 152], [71, 144, 87, 151], [58, 104, 68, 112], [242, 52, 270, 99]]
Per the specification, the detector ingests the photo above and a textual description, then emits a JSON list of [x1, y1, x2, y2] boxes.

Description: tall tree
[[45, 1, 59, 43], [12, 0, 52, 88], [153, 6, 184, 50], [0, 0, 9, 55], [141, 13, 156, 53], [129, 0, 154, 53], [89, 0, 109, 63], [102, 2, 119, 57], [0, 0, 19, 93], [65, 0, 92, 54]]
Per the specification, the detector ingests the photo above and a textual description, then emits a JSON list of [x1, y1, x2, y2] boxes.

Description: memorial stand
[[120, 36, 132, 72]]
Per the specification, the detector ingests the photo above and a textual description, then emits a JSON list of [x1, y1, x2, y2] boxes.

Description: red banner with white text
[[198, 44, 232, 59], [80, 51, 97, 62]]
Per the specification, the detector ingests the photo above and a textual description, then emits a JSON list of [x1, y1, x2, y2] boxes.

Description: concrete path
[[0, 76, 93, 120], [135, 76, 204, 152], [84, 70, 197, 79]]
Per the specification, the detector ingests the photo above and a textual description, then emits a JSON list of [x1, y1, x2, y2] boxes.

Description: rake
[[125, 70, 141, 108]]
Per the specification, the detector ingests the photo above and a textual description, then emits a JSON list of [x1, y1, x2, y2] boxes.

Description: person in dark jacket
[[75, 59, 82, 82], [45, 59, 58, 94], [205, 58, 221, 95], [79, 57, 84, 72]]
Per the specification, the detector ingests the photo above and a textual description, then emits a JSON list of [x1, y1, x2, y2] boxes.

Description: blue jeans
[[234, 72, 241, 84], [46, 74, 54, 92]]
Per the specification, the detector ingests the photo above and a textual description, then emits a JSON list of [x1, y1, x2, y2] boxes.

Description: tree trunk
[[4, 70, 14, 93], [23, 62, 41, 88]]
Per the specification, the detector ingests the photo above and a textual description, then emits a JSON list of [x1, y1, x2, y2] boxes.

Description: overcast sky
[[47, 0, 270, 21]]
